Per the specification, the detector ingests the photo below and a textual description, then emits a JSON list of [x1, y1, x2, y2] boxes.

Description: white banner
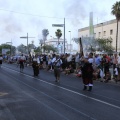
[[2, 49, 10, 54]]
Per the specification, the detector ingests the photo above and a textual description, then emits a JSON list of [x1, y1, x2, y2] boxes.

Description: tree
[[17, 44, 27, 54], [55, 29, 62, 45], [96, 37, 114, 53], [28, 43, 35, 52], [72, 37, 114, 54], [42, 45, 58, 53], [0, 44, 16, 55], [34, 46, 41, 54], [42, 29, 49, 52], [111, 1, 120, 52]]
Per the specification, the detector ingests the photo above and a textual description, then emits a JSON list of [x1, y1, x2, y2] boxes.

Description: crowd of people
[[1, 52, 120, 91]]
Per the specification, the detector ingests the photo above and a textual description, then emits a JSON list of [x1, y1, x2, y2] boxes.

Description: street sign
[[20, 37, 35, 38], [52, 24, 64, 27], [20, 37, 27, 38]]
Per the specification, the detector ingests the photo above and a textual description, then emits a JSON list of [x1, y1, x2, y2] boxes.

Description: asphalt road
[[0, 63, 120, 120]]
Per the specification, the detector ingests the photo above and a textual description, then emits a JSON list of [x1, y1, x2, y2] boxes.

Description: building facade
[[45, 38, 73, 54], [78, 19, 120, 51]]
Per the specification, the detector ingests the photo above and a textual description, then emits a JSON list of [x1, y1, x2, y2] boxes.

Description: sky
[[0, 0, 118, 50]]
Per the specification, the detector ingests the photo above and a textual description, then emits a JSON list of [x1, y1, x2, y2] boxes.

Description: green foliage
[[55, 29, 62, 39], [111, 1, 120, 20], [34, 46, 41, 54], [28, 43, 35, 52], [17, 44, 27, 54], [111, 1, 120, 52], [72, 38, 79, 44], [0, 44, 16, 55], [42, 45, 57, 53], [55, 29, 62, 44], [42, 29, 49, 40], [95, 37, 113, 52]]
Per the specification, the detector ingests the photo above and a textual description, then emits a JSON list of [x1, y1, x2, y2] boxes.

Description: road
[[0, 63, 120, 120]]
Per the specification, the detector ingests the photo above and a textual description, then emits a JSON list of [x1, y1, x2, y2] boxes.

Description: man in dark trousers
[[81, 54, 94, 91], [53, 55, 62, 82], [32, 55, 39, 77], [19, 54, 26, 72]]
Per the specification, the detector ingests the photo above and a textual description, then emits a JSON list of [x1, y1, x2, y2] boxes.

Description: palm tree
[[42, 29, 49, 53], [55, 29, 62, 45], [111, 1, 120, 52]]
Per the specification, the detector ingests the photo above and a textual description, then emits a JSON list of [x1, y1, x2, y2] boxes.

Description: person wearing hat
[[81, 53, 94, 91]]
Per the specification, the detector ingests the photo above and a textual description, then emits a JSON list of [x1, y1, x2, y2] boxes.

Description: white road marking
[[2, 67, 96, 120], [3, 66, 120, 110]]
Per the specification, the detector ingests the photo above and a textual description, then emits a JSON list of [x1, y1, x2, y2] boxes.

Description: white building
[[78, 19, 120, 51], [45, 38, 73, 53]]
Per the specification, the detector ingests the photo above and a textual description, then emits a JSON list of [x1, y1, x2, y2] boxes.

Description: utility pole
[[20, 33, 35, 55], [64, 18, 65, 54]]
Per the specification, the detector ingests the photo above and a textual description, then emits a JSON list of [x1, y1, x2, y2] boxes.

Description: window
[[98, 32, 101, 37], [110, 29, 113, 35], [103, 31, 106, 36], [94, 33, 96, 38]]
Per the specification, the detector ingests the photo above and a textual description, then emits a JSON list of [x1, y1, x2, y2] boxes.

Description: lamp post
[[68, 31, 71, 53]]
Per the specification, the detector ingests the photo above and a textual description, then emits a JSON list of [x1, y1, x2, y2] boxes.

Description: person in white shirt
[[53, 55, 62, 82], [51, 54, 56, 70], [0, 55, 3, 67], [112, 53, 118, 78], [114, 65, 119, 83]]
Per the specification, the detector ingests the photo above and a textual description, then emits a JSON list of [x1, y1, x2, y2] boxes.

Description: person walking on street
[[81, 53, 94, 91], [53, 55, 62, 82], [19, 54, 26, 72], [32, 55, 40, 77], [0, 55, 3, 68]]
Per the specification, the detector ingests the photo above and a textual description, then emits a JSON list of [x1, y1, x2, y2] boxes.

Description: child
[[64, 65, 74, 75]]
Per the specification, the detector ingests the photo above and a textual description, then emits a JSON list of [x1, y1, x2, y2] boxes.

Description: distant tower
[[89, 12, 94, 38]]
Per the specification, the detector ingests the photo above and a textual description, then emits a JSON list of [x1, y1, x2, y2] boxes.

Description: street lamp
[[68, 31, 71, 53]]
